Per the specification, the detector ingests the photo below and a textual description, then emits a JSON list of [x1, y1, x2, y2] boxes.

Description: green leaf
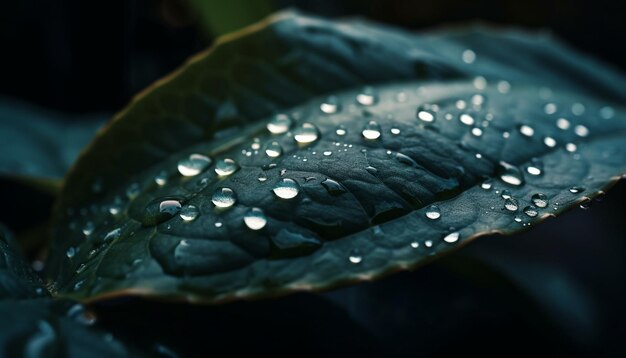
[[45, 11, 626, 303], [0, 225, 47, 299]]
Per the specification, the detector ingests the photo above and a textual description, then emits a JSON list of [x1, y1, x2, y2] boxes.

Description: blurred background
[[0, 1, 624, 357]]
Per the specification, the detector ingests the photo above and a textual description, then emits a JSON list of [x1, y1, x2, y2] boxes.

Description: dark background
[[0, 1, 624, 357]]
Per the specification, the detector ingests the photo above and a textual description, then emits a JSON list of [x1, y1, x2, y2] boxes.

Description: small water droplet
[[425, 205, 441, 220], [267, 114, 292, 134], [481, 179, 493, 190], [335, 125, 347, 136], [104, 228, 121, 241], [366, 166, 378, 175], [531, 193, 548, 208], [215, 158, 239, 176], [356, 87, 378, 106], [459, 113, 475, 126], [498, 161, 525, 186], [178, 154, 211, 177], [462, 49, 476, 64], [523, 205, 538, 217], [348, 249, 363, 263], [471, 127, 483, 137], [501, 189, 512, 199], [126, 183, 140, 199], [214, 222, 223, 228], [543, 136, 557, 147], [82, 222, 94, 237], [154, 170, 168, 186], [390, 127, 401, 135], [544, 103, 557, 115], [320, 96, 341, 114], [244, 208, 267, 230], [497, 80, 511, 93], [526, 158, 543, 176], [395, 152, 418, 167], [362, 120, 382, 140], [66, 247, 76, 259], [574, 124, 589, 137], [212, 188, 237, 208], [321, 178, 346, 196], [257, 173, 268, 182], [600, 106, 615, 119], [514, 216, 523, 222], [179, 205, 199, 222], [264, 142, 283, 158], [579, 198, 592, 209], [473, 76, 487, 90], [569, 186, 585, 194], [443, 232, 459, 243], [410, 241, 419, 248], [565, 143, 577, 152], [519, 124, 534, 137], [322, 151, 332, 156], [293, 123, 319, 144], [504, 198, 519, 212], [273, 178, 300, 199], [417, 107, 435, 123]]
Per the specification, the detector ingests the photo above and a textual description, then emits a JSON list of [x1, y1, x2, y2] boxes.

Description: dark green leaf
[[46, 11, 626, 303], [0, 225, 47, 299]]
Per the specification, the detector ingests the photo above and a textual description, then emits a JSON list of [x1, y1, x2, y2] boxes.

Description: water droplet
[[481, 179, 493, 190], [471, 127, 483, 137], [579, 198, 592, 210], [356, 87, 378, 106], [214, 222, 223, 228], [243, 208, 267, 230], [154, 170, 168, 186], [473, 76, 487, 90], [504, 198, 519, 212], [362, 120, 382, 140], [212, 188, 237, 208], [600, 106, 615, 119], [126, 183, 140, 199], [459, 113, 475, 126], [569, 186, 585, 194], [462, 49, 476, 64], [523, 205, 538, 217], [104, 228, 121, 241], [293, 123, 319, 144], [320, 96, 341, 114], [514, 216, 523, 223], [178, 154, 211, 177], [425, 240, 434, 248], [425, 205, 441, 220], [66, 247, 75, 259], [572, 103, 585, 115], [502, 131, 510, 139], [272, 178, 300, 199], [574, 124, 589, 137], [531, 193, 548, 208], [565, 143, 577, 152], [264, 141, 283, 158], [267, 114, 292, 134], [555, 118, 570, 130], [395, 152, 418, 167], [322, 151, 332, 157], [544, 103, 557, 115], [443, 232, 459, 243], [366, 166, 378, 175], [390, 127, 401, 135], [519, 124, 534, 137], [82, 222, 94, 237], [526, 158, 543, 176], [214, 158, 239, 176], [497, 161, 525, 186], [179, 205, 199, 222], [410, 241, 419, 248], [321, 178, 346, 196], [335, 125, 347, 136], [417, 107, 435, 123], [543, 136, 557, 147], [257, 173, 268, 182], [348, 249, 363, 263], [501, 189, 512, 199], [497, 80, 511, 93]]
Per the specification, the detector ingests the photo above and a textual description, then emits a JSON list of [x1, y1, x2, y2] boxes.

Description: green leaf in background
[[188, 0, 275, 36], [44, 11, 626, 303]]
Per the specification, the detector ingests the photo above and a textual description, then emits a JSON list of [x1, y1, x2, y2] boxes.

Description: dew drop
[[410, 241, 419, 248], [264, 141, 283, 158], [504, 198, 519, 212], [293, 123, 319, 144], [523, 205, 538, 217], [501, 189, 512, 199], [497, 161, 525, 186], [366, 166, 378, 175], [266, 114, 292, 134], [600, 106, 615, 119], [323, 151, 332, 156], [257, 173, 268, 182], [519, 124, 534, 137], [154, 170, 168, 186], [556, 118, 571, 130], [356, 87, 378, 106], [459, 113, 475, 126], [481, 179, 493, 190], [320, 96, 341, 114], [321, 178, 346, 196], [425, 205, 441, 220], [362, 120, 382, 140], [531, 193, 548, 208], [443, 232, 459, 243], [569, 186, 585, 194], [390, 127, 401, 135], [579, 198, 592, 210], [178, 154, 211, 177], [526, 158, 543, 176], [179, 205, 199, 222], [514, 216, 523, 223], [272, 178, 300, 199], [565, 143, 577, 152], [211, 187, 237, 208], [126, 183, 140, 199], [574, 124, 589, 137], [66, 247, 75, 259], [462, 49, 476, 64], [471, 127, 483, 137], [243, 208, 267, 230], [473, 76, 487, 90], [544, 103, 557, 115], [348, 249, 363, 263], [335, 125, 347, 136], [543, 136, 557, 147], [417, 108, 435, 123], [214, 158, 239, 176], [497, 80, 511, 93], [82, 222, 94, 237], [395, 152, 418, 167]]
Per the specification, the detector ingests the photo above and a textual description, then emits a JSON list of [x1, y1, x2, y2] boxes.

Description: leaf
[[45, 11, 626, 303], [0, 226, 144, 357]]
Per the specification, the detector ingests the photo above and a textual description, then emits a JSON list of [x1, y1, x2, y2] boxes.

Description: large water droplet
[[504, 198, 519, 212], [321, 178, 346, 196], [293, 123, 319, 144], [178, 154, 211, 177], [497, 161, 525, 186], [244, 208, 267, 230], [425, 205, 441, 220], [362, 120, 382, 140], [214, 158, 239, 176], [212, 188, 237, 208], [273, 178, 300, 199], [523, 205, 538, 217], [320, 96, 341, 114], [264, 141, 283, 158], [356, 87, 378, 106], [531, 193, 548, 208], [443, 232, 459, 243], [180, 204, 199, 222], [266, 114, 292, 134]]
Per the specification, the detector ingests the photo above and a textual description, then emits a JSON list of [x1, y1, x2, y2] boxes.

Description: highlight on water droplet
[[519, 124, 534, 137], [211, 187, 237, 208], [179, 204, 199, 222], [459, 113, 475, 126], [574, 124, 589, 137], [462, 49, 476, 64], [425, 205, 441, 220], [531, 193, 548, 208], [272, 178, 300, 199], [497, 161, 525, 186], [293, 123, 319, 144], [335, 125, 347, 136], [214, 158, 239, 176], [243, 208, 267, 230], [362, 120, 382, 140], [356, 87, 378, 106], [417, 107, 435, 123], [348, 249, 363, 264], [178, 154, 211, 177], [504, 198, 519, 212], [266, 113, 292, 134], [523, 205, 538, 217], [264, 141, 283, 158], [443, 232, 459, 243], [320, 96, 341, 114], [569, 186, 585, 194]]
